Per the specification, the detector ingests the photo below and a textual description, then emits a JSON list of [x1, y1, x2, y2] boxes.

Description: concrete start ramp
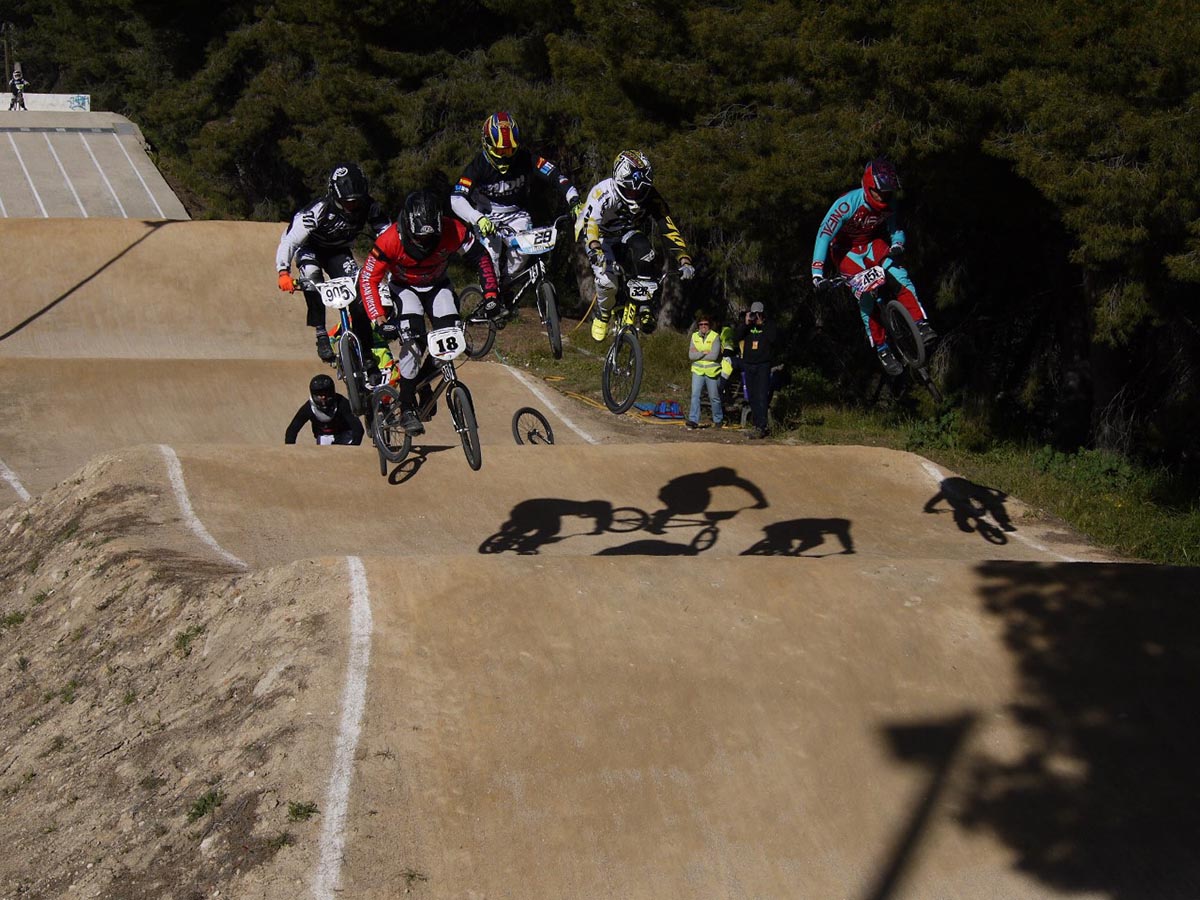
[[1, 217, 1199, 899], [0, 110, 188, 219]]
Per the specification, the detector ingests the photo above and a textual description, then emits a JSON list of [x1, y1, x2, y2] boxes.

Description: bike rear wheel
[[883, 299, 925, 368], [447, 383, 482, 471], [371, 385, 411, 464], [339, 331, 367, 417], [459, 285, 497, 360], [601, 329, 644, 414], [512, 407, 555, 445], [538, 281, 562, 359]]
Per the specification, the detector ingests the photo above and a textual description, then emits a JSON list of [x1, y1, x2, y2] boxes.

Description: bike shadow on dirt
[[384, 445, 453, 485], [922, 476, 1015, 545], [478, 467, 771, 556], [0, 220, 172, 342], [738, 517, 855, 556]]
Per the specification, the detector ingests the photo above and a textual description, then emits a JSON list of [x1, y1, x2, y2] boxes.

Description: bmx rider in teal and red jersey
[[810, 158, 936, 376]]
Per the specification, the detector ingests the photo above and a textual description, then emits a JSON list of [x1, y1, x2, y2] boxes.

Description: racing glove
[[812, 275, 829, 293], [278, 270, 294, 292], [476, 216, 496, 237], [569, 199, 584, 221], [679, 259, 695, 281], [888, 243, 905, 262], [376, 319, 400, 341]]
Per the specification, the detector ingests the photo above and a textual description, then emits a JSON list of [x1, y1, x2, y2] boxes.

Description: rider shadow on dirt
[[0, 220, 172, 342], [478, 467, 769, 556], [738, 518, 855, 556], [922, 476, 1015, 544]]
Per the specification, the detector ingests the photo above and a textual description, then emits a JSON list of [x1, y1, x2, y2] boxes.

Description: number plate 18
[[428, 325, 466, 361]]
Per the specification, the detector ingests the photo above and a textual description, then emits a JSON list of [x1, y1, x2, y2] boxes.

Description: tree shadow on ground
[[957, 561, 1200, 898], [923, 476, 1014, 545], [0, 221, 171, 342]]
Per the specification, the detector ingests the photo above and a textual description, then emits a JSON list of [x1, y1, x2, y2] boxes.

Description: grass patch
[[173, 624, 205, 658], [267, 831, 295, 851], [1, 610, 27, 631], [39, 736, 67, 757], [186, 788, 225, 822], [31, 591, 50, 606], [122, 689, 137, 705], [402, 868, 430, 887], [287, 801, 319, 822], [17, 656, 29, 672]]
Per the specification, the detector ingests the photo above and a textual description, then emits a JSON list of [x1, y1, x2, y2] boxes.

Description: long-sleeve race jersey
[[284, 395, 364, 445], [357, 217, 499, 321], [450, 149, 578, 227], [577, 178, 690, 263], [275, 196, 390, 272], [811, 188, 906, 278]]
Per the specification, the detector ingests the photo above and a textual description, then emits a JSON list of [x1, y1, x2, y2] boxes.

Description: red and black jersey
[[358, 217, 499, 321]]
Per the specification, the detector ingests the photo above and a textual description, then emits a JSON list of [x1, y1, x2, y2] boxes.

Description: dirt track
[[2, 218, 1199, 899]]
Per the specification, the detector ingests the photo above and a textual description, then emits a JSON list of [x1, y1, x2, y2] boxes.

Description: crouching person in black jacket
[[285, 374, 364, 445]]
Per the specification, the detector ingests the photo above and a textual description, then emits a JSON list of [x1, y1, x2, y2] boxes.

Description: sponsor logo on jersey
[[537, 158, 553, 176], [820, 200, 853, 238]]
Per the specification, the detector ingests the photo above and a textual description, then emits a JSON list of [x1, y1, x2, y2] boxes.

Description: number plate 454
[[848, 266, 886, 299]]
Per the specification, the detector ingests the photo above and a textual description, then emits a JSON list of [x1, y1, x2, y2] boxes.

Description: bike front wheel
[[538, 281, 562, 359], [882, 299, 925, 368], [459, 285, 497, 360], [447, 383, 482, 471], [601, 330, 644, 414], [512, 407, 555, 445], [371, 385, 411, 464], [339, 331, 367, 417]]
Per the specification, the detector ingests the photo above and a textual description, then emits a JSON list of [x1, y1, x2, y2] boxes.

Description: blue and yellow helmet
[[482, 112, 521, 173]]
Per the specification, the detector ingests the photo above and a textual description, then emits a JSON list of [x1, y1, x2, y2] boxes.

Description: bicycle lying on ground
[[459, 213, 572, 361], [829, 258, 943, 404], [370, 322, 482, 472]]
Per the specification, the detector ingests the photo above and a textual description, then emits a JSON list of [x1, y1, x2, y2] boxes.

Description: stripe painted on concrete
[[44, 133, 87, 217], [0, 457, 31, 501], [504, 364, 599, 444], [7, 133, 47, 217], [113, 132, 165, 218], [312, 555, 374, 900], [918, 459, 1081, 562], [81, 133, 126, 217], [158, 444, 247, 569]]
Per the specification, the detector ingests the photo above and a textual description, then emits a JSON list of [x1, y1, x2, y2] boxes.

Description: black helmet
[[309, 373, 337, 412], [398, 190, 444, 259], [328, 163, 369, 215]]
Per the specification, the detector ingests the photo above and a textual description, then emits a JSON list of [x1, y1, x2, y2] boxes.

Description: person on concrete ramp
[[8, 71, 28, 111]]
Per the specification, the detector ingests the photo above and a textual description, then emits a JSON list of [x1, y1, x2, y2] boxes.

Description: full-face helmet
[[862, 158, 901, 210], [482, 112, 521, 173], [327, 163, 369, 216], [612, 150, 654, 213], [398, 190, 444, 259], [309, 373, 337, 412]]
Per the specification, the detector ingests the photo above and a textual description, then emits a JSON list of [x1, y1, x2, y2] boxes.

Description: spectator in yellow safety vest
[[686, 312, 724, 429]]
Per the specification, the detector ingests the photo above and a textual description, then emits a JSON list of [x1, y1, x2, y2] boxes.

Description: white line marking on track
[[0, 457, 31, 501], [918, 459, 1081, 562], [0, 187, 7, 216], [7, 133, 47, 217], [312, 556, 373, 900], [503, 364, 599, 444], [81, 134, 127, 217], [157, 444, 247, 569], [44, 133, 87, 216], [113, 133, 165, 218]]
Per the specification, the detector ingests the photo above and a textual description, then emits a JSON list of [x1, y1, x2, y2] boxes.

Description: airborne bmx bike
[[830, 258, 942, 404], [599, 266, 671, 414], [459, 214, 572, 361], [370, 322, 482, 472]]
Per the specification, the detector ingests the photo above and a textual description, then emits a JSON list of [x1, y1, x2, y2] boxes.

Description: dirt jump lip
[[2, 216, 1196, 900]]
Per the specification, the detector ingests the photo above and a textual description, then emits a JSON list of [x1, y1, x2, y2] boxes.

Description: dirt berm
[[2, 219, 1199, 899]]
